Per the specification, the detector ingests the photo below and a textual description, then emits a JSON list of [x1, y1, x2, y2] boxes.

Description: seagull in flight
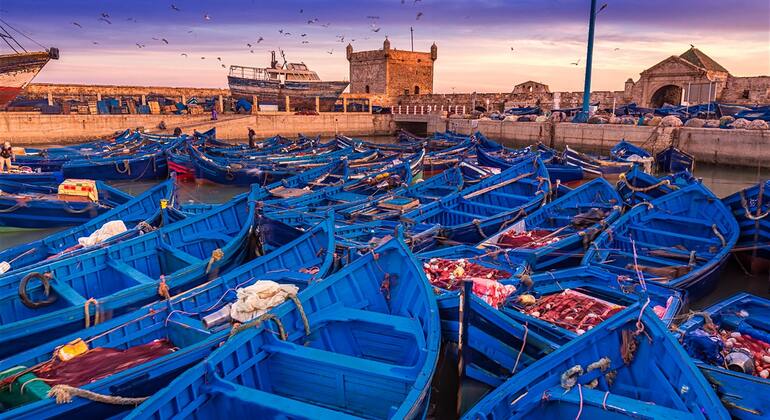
[[203, 14, 211, 21], [327, 49, 333, 55], [171, 4, 181, 12], [98, 17, 112, 24], [181, 53, 188, 57], [71, 22, 82, 28], [416, 12, 423, 20], [571, 59, 581, 66], [257, 37, 263, 43]]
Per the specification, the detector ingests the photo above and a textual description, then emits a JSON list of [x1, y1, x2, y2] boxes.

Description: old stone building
[[625, 47, 770, 107], [347, 38, 437, 99]]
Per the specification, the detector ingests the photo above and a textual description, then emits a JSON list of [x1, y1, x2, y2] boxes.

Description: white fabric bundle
[[230, 281, 300, 323], [77, 220, 128, 247]]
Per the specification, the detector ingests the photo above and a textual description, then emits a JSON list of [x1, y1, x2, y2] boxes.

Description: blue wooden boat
[[265, 159, 420, 225], [609, 139, 651, 162], [583, 183, 739, 299], [678, 293, 770, 419], [657, 146, 695, 173], [0, 180, 133, 229], [127, 234, 441, 419], [61, 148, 170, 181], [722, 180, 770, 269], [463, 302, 729, 419], [0, 171, 63, 185], [475, 134, 583, 184], [564, 145, 637, 180], [403, 155, 550, 245], [0, 176, 177, 275], [478, 178, 623, 270], [340, 167, 464, 222], [334, 220, 442, 264], [500, 265, 682, 345], [0, 216, 335, 418], [337, 133, 427, 153], [0, 188, 258, 357], [617, 166, 697, 206]]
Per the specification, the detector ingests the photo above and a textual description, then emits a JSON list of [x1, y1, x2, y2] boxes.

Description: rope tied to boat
[[19, 272, 58, 309], [62, 202, 95, 214], [115, 159, 131, 175], [0, 196, 31, 213], [48, 384, 148, 405], [84, 298, 101, 328], [630, 201, 654, 211], [287, 293, 311, 336], [739, 190, 770, 221], [157, 276, 170, 300], [712, 225, 726, 247], [511, 322, 528, 375], [229, 312, 287, 340], [205, 248, 224, 274], [617, 172, 671, 193], [471, 219, 487, 239]]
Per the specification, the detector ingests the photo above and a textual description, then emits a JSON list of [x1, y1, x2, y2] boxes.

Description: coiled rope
[[739, 190, 769, 221], [617, 173, 672, 193], [115, 160, 131, 175], [84, 298, 101, 328]]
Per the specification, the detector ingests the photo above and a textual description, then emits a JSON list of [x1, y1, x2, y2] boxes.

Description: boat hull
[[0, 51, 51, 107], [228, 76, 348, 109]]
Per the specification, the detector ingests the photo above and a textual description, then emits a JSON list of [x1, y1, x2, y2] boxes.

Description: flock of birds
[[66, 1, 617, 72], [67, 1, 432, 72]]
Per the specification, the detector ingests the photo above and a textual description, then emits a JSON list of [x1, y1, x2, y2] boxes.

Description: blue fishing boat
[[616, 166, 697, 206], [656, 146, 695, 173], [0, 216, 335, 418], [463, 302, 729, 419], [127, 234, 441, 419], [61, 148, 170, 181], [0, 179, 133, 229], [340, 167, 464, 222], [0, 176, 177, 275], [337, 133, 427, 153], [609, 139, 651, 163], [500, 265, 682, 345], [475, 135, 583, 184], [403, 155, 550, 245], [334, 220, 441, 264], [0, 188, 258, 357], [564, 144, 638, 180], [0, 171, 64, 185], [478, 178, 622, 270], [582, 183, 739, 299], [722, 180, 770, 271], [678, 293, 770, 419]]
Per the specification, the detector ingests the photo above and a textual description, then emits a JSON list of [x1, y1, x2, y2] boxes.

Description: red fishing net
[[423, 258, 516, 308], [497, 229, 559, 248], [720, 330, 770, 378], [34, 339, 176, 388], [520, 289, 624, 334]]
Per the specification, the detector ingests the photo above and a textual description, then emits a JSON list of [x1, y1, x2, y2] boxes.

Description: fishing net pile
[[749, 119, 769, 130], [684, 118, 705, 128], [660, 115, 683, 127], [517, 289, 625, 334], [729, 118, 751, 129], [423, 258, 515, 308], [31, 339, 175, 388], [497, 229, 559, 248]]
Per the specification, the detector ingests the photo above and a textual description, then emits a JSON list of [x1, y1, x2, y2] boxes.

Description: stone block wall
[[720, 76, 770, 105]]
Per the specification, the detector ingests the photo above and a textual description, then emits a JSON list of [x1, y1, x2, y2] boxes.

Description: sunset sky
[[4, 0, 769, 93]]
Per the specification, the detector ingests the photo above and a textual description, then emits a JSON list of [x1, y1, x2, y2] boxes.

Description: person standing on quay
[[0, 142, 14, 173], [248, 128, 257, 149]]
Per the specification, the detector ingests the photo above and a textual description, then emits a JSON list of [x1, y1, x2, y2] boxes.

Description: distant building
[[512, 81, 550, 95], [626, 47, 770, 107], [347, 38, 437, 97]]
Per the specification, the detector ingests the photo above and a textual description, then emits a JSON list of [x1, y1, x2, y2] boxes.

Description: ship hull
[[228, 76, 349, 110], [0, 51, 51, 107]]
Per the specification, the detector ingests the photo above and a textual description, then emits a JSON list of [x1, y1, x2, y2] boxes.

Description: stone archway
[[649, 85, 683, 108]]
